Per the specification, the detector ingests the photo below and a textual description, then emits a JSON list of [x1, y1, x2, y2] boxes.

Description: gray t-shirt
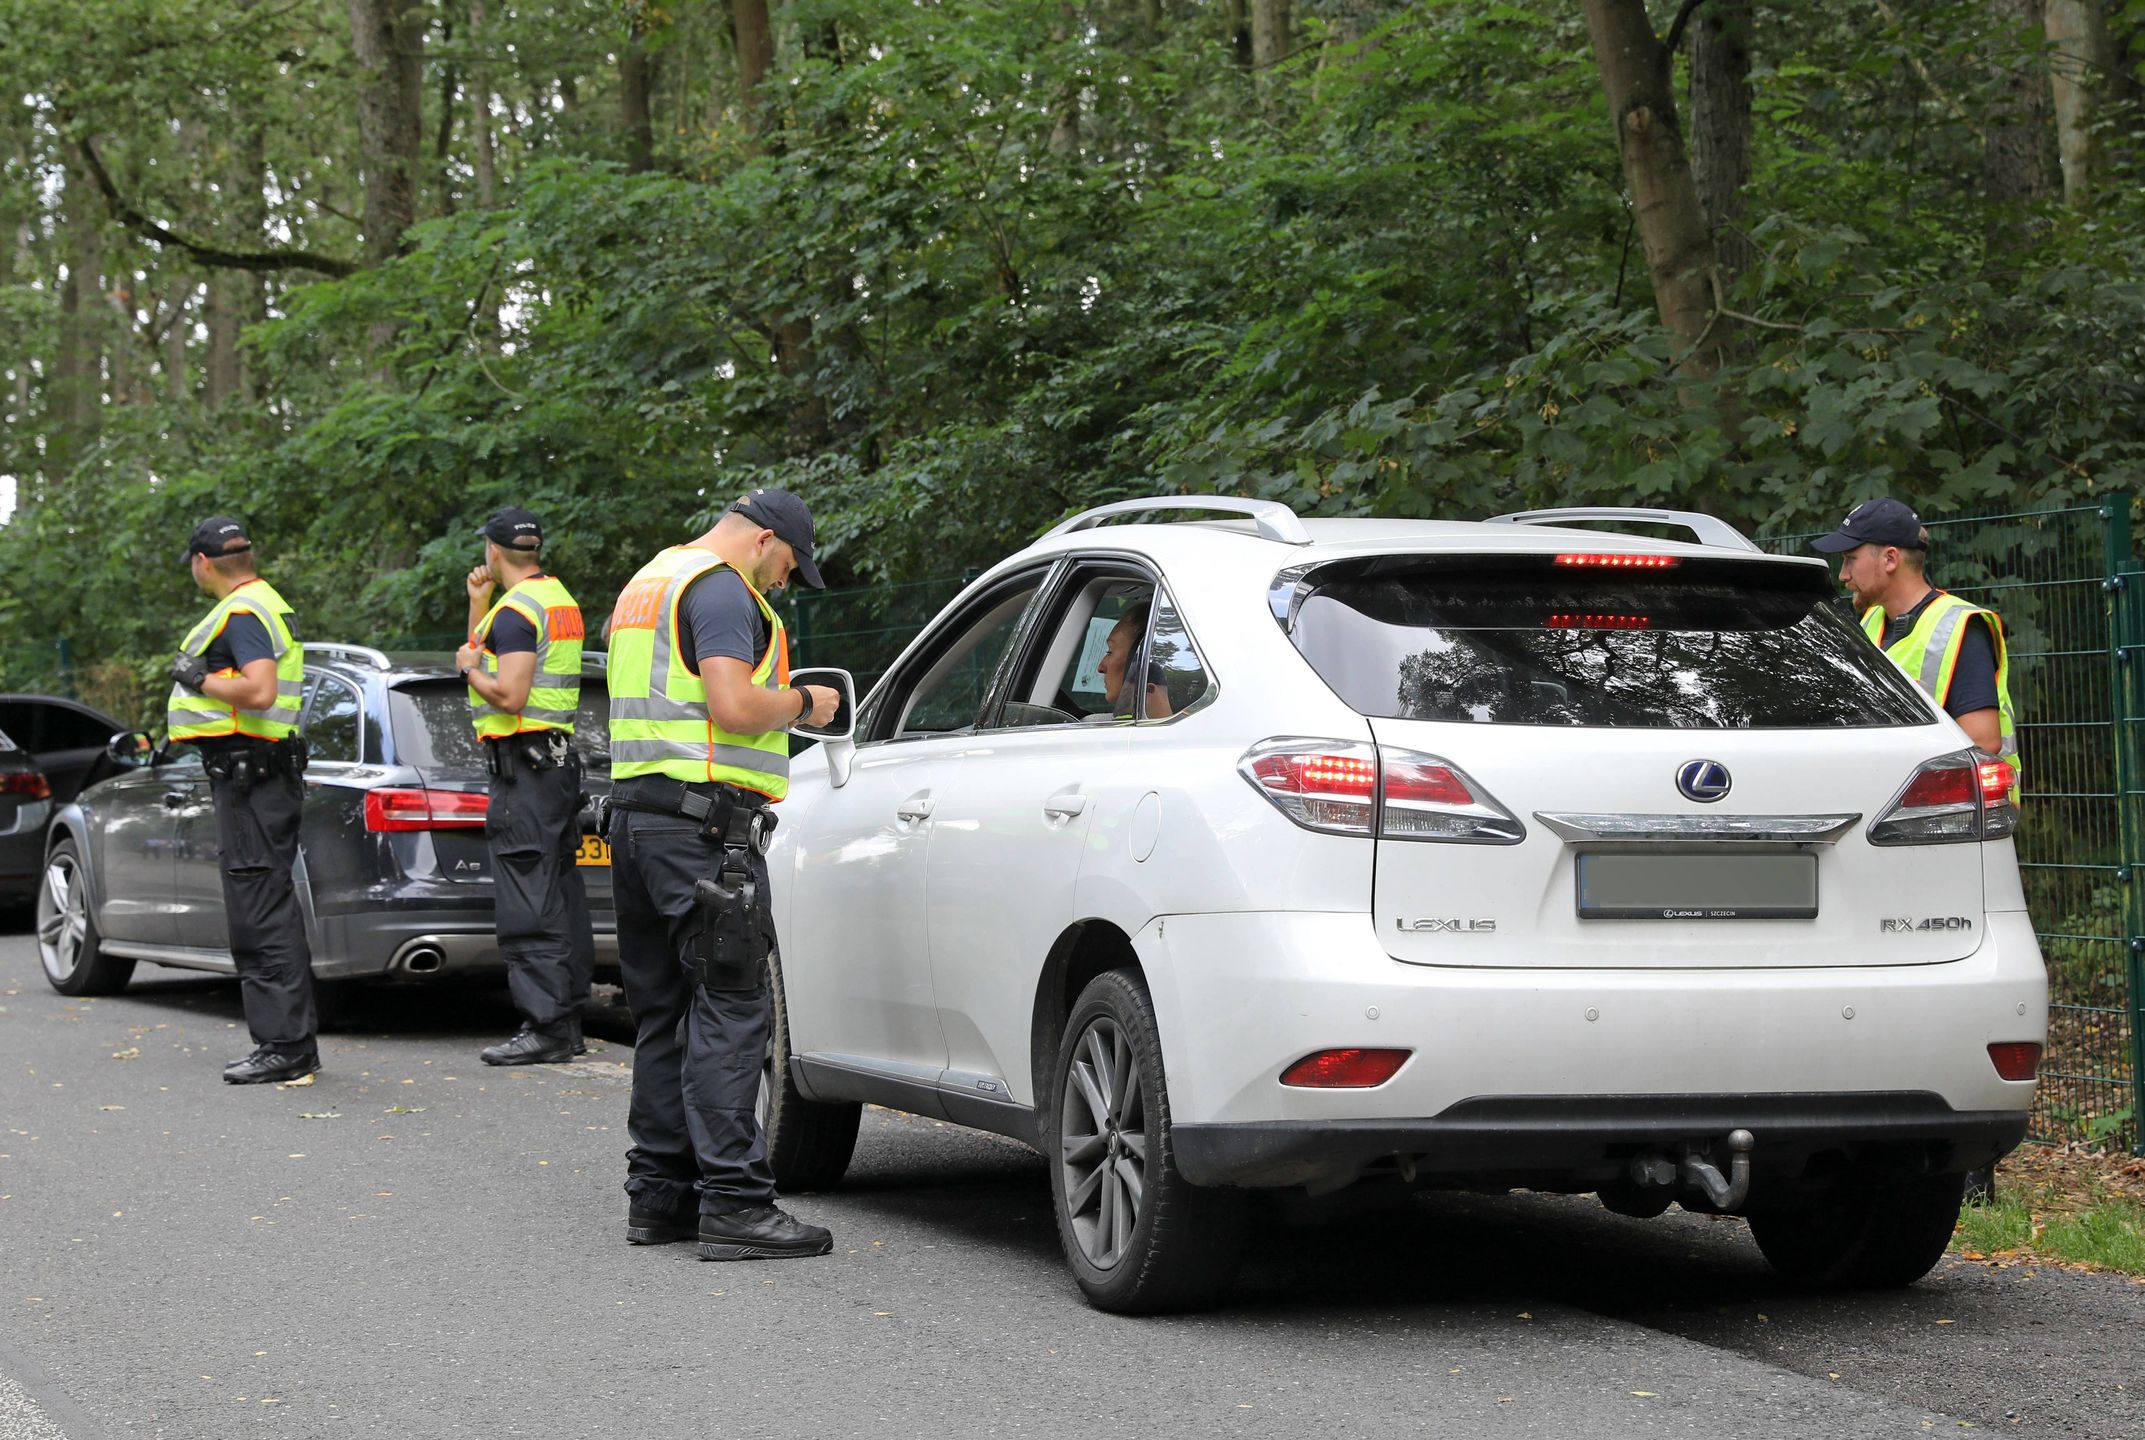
[[675, 569, 770, 674]]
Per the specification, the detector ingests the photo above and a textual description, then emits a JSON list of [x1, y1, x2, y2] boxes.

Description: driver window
[[994, 574, 1200, 729]]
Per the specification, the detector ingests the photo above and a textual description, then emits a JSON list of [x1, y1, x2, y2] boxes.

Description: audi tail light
[[0, 770, 51, 799], [1238, 739, 1524, 844], [364, 787, 489, 832], [1867, 751, 2017, 846]]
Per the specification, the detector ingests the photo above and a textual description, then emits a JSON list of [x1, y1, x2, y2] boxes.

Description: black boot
[[223, 1044, 321, 1086], [479, 1022, 574, 1066], [626, 1206, 698, 1245], [697, 1205, 834, 1261]]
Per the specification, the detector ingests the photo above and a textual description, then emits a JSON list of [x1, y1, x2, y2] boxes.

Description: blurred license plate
[[575, 834, 611, 867], [1576, 852, 1816, 920]]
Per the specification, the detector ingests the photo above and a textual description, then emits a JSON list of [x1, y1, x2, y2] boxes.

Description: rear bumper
[[311, 902, 617, 981], [1174, 1092, 2029, 1190], [1135, 908, 2046, 1191]]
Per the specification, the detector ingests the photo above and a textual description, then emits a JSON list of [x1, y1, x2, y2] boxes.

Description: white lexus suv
[[761, 497, 2046, 1312]]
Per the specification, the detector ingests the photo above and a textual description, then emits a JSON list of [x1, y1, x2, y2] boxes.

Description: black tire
[[1749, 1169, 1966, 1289], [36, 838, 134, 997], [1047, 969, 1246, 1314], [759, 952, 861, 1192]]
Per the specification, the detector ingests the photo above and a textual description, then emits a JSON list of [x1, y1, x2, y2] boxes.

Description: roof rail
[[1044, 495, 1311, 546], [1486, 507, 1761, 555], [308, 642, 394, 670]]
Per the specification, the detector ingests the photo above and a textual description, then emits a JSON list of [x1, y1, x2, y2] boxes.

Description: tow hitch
[[1602, 1129, 1755, 1217]]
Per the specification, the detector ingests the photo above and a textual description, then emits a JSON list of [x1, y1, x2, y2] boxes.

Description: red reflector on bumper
[[1987, 1042, 2042, 1082], [1279, 1048, 1411, 1088]]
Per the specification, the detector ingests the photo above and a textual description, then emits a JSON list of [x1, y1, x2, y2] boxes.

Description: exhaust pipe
[[398, 943, 446, 975]]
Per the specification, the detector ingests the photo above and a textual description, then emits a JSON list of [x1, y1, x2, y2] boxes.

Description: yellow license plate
[[575, 834, 611, 867]]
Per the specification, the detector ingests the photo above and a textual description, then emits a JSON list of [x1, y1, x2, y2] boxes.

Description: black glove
[[170, 652, 209, 692]]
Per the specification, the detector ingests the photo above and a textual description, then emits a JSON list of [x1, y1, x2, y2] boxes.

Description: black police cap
[[478, 506, 545, 551], [728, 488, 825, 589], [1812, 497, 1926, 554], [184, 515, 253, 563]]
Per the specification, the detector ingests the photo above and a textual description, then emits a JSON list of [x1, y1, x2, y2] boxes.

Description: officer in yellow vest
[[454, 507, 596, 1066], [1813, 498, 2020, 794], [166, 516, 318, 1085], [604, 488, 838, 1260]]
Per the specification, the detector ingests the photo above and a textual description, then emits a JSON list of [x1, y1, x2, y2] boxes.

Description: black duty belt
[[607, 777, 773, 851]]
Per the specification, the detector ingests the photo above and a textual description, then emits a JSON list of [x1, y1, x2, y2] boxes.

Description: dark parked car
[[0, 726, 56, 902], [35, 643, 616, 999], [0, 693, 131, 807]]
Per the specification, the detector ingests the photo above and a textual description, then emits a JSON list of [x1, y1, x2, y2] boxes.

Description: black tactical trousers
[[613, 808, 776, 1218], [486, 749, 594, 1032], [208, 765, 316, 1049]]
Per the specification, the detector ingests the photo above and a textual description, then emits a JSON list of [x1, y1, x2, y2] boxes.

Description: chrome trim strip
[[1532, 812, 1862, 844]]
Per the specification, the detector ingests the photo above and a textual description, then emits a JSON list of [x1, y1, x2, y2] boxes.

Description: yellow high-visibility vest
[[1862, 591, 2020, 798], [607, 547, 791, 798], [469, 573, 584, 738], [166, 579, 305, 743]]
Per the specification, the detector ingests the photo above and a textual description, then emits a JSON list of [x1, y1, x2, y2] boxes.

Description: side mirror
[[106, 731, 155, 768], [790, 667, 857, 788]]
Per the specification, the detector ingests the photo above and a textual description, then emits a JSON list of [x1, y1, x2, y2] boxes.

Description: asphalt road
[[4, 933, 2143, 1440]]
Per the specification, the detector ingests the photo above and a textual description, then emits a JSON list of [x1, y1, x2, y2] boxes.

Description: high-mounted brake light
[[0, 771, 51, 799], [1238, 739, 1524, 844], [1868, 751, 2016, 846], [1553, 553, 1679, 570], [1280, 1048, 1412, 1088], [1987, 1042, 2042, 1082], [1543, 613, 1652, 631], [364, 787, 489, 832]]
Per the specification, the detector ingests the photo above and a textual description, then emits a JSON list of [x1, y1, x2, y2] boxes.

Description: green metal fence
[[775, 574, 971, 699], [1768, 499, 2141, 1150]]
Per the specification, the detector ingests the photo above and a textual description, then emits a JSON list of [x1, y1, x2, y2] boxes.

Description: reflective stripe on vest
[[166, 579, 306, 742], [606, 547, 791, 797], [1861, 592, 2021, 794], [469, 574, 584, 738]]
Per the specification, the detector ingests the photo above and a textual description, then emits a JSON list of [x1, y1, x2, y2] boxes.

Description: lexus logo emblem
[[1677, 759, 1732, 803]]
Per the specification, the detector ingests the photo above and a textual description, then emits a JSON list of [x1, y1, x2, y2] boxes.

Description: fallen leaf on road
[[1496, 1397, 1513, 1405], [110, 1047, 139, 1060], [1630, 1392, 1657, 1398], [275, 1074, 316, 1089], [383, 1106, 426, 1114], [1935, 1319, 1955, 1325], [286, 1153, 306, 1159], [298, 1111, 339, 1120], [1516, 1311, 1532, 1320], [98, 1105, 123, 1112]]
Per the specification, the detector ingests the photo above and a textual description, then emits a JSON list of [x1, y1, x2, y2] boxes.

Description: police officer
[[1814, 498, 2020, 791], [604, 488, 838, 1259], [455, 507, 596, 1066], [166, 516, 318, 1085]]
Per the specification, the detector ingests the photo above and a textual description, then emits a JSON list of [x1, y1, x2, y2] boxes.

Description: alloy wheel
[[1058, 1015, 1148, 1269], [37, 851, 87, 985]]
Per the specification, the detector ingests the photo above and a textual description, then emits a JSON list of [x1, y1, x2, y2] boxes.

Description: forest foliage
[[3, 0, 2144, 714]]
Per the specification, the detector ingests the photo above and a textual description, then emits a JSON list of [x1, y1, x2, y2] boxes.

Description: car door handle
[[895, 797, 935, 823], [1043, 794, 1088, 820], [161, 792, 189, 810]]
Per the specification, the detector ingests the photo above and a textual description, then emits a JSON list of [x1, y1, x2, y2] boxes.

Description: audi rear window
[[389, 677, 613, 771], [1277, 555, 1933, 729]]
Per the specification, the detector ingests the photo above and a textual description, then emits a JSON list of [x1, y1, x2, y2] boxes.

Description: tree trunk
[[165, 287, 191, 401], [50, 171, 104, 468], [1250, 0, 1289, 72], [620, 28, 657, 173], [1580, 0, 1728, 376], [346, 0, 427, 266], [207, 122, 268, 406], [730, 0, 776, 147], [470, 0, 499, 208], [1224, 0, 1251, 67], [1983, 0, 2054, 215], [1686, 0, 1754, 283], [103, 264, 136, 405], [2043, 0, 2112, 207]]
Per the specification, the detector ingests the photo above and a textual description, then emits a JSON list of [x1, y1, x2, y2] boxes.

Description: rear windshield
[[1279, 556, 1932, 729], [388, 677, 613, 771]]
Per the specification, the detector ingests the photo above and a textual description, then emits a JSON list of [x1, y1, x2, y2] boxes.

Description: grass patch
[[1955, 1198, 2033, 1257], [2040, 1204, 2145, 1272]]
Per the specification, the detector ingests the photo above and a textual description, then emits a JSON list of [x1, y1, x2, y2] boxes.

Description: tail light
[[364, 787, 489, 832], [1987, 1042, 2041, 1082], [1554, 553, 1679, 570], [0, 770, 51, 799], [1867, 751, 2017, 845], [1238, 739, 1524, 844], [1280, 1048, 1412, 1088]]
